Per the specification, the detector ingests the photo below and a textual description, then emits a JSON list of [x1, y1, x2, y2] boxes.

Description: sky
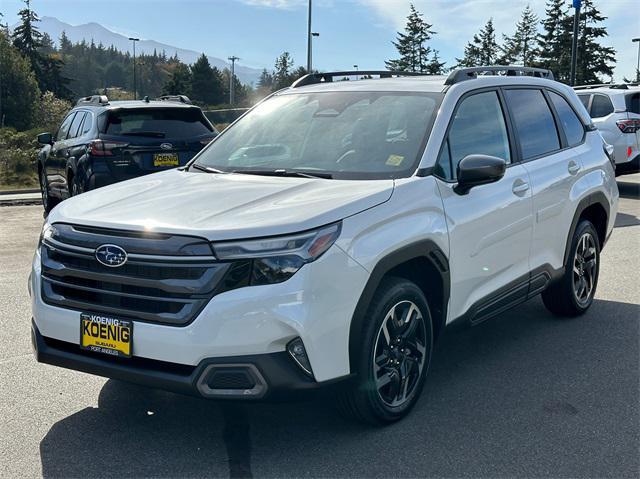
[[2, 0, 639, 81]]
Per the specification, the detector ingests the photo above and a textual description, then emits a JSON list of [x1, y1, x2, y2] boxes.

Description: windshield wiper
[[121, 131, 166, 138], [231, 168, 333, 179], [190, 163, 226, 174]]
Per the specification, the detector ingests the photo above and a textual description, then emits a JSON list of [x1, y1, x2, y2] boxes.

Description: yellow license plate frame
[[80, 313, 133, 358], [153, 152, 179, 167]]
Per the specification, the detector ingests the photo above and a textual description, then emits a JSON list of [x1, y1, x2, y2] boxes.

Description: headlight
[[38, 222, 55, 247], [213, 223, 341, 285]]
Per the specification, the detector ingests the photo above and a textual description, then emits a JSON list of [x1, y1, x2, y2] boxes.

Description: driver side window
[[436, 91, 511, 180]]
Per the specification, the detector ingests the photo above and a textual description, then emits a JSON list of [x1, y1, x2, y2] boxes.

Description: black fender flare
[[563, 191, 610, 265], [347, 239, 450, 373]]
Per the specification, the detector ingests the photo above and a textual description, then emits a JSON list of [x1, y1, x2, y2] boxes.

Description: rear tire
[[542, 220, 600, 317], [337, 277, 433, 425]]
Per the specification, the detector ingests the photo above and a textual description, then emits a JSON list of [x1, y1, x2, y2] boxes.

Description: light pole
[[633, 38, 640, 82], [228, 56, 240, 106], [569, 0, 581, 86], [353, 65, 358, 80], [128, 37, 139, 99], [307, 0, 313, 72]]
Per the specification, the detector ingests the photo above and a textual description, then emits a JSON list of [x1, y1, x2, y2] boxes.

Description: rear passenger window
[[80, 112, 93, 136], [68, 112, 86, 139], [626, 93, 640, 115], [436, 91, 511, 180], [590, 94, 614, 118], [505, 89, 560, 160], [549, 91, 585, 147]]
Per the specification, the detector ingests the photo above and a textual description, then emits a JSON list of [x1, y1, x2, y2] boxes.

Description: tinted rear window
[[104, 108, 213, 138], [626, 92, 640, 115], [549, 91, 585, 147]]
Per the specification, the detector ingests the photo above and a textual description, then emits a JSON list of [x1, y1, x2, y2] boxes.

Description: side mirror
[[37, 132, 53, 145], [454, 154, 507, 195]]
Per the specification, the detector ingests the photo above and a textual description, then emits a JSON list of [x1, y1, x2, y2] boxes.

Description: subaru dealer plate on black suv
[[36, 94, 217, 213], [30, 67, 618, 424]]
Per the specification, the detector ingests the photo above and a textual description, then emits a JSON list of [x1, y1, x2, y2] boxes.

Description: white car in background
[[575, 84, 640, 175]]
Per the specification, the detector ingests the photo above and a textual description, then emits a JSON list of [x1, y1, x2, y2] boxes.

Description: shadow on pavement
[[39, 298, 639, 478]]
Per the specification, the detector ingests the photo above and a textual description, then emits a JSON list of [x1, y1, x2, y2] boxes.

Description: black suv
[[36, 95, 218, 212]]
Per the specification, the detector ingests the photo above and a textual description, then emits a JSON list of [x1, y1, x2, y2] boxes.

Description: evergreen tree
[[190, 54, 224, 105], [0, 30, 40, 129], [59, 31, 72, 54], [426, 50, 446, 74], [499, 5, 539, 66], [537, 0, 572, 82], [163, 62, 192, 96], [456, 18, 499, 67], [273, 52, 295, 90], [257, 69, 273, 89], [385, 4, 435, 72], [574, 0, 616, 84], [11, 0, 43, 68]]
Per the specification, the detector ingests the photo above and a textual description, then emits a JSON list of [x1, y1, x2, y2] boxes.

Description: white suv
[[575, 84, 640, 175], [30, 67, 619, 424]]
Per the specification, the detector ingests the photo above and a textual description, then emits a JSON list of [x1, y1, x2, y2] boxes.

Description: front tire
[[338, 277, 433, 425], [542, 220, 600, 317], [39, 169, 57, 214]]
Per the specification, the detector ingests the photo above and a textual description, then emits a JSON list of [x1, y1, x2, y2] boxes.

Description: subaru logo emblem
[[160, 143, 173, 150], [95, 244, 128, 267]]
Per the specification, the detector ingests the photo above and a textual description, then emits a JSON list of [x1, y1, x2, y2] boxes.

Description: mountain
[[32, 16, 263, 85]]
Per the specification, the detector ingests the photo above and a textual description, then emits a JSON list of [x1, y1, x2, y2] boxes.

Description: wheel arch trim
[[348, 239, 450, 374], [563, 191, 610, 265]]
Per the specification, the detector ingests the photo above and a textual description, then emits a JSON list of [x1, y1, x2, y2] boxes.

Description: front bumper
[[32, 321, 352, 400]]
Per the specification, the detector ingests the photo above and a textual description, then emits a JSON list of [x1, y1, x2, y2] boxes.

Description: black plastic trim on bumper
[[31, 321, 351, 401]]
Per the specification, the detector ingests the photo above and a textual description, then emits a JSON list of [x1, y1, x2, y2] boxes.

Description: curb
[[0, 188, 40, 195]]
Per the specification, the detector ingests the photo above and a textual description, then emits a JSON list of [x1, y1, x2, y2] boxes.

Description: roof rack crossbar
[[445, 66, 554, 85], [76, 95, 109, 106], [155, 95, 193, 104], [291, 71, 434, 88]]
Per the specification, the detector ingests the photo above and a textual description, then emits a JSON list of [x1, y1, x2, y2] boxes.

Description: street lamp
[[306, 1, 320, 72], [353, 65, 358, 80], [228, 56, 240, 106], [633, 38, 640, 82], [569, 0, 581, 86], [128, 37, 139, 99]]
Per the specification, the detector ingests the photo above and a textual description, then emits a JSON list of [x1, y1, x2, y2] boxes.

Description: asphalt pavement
[[0, 176, 638, 478]]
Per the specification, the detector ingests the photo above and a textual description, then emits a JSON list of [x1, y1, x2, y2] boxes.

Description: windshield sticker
[[386, 155, 405, 166]]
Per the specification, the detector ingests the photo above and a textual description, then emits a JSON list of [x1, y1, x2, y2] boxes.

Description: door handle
[[568, 161, 580, 175], [512, 179, 530, 196]]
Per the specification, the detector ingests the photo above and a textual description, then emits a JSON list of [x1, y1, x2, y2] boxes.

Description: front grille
[[40, 223, 246, 326]]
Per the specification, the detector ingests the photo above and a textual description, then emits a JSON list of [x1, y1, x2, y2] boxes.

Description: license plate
[[80, 313, 132, 358], [153, 152, 179, 167]]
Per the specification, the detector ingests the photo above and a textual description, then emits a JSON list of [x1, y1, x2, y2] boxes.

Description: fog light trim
[[287, 337, 314, 378]]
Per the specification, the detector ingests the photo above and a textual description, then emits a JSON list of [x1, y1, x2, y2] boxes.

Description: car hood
[[50, 169, 394, 240]]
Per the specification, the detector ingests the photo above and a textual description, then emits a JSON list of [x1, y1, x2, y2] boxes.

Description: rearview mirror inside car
[[454, 154, 507, 195]]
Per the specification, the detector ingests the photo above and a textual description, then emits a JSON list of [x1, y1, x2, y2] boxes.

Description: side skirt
[[447, 264, 564, 331]]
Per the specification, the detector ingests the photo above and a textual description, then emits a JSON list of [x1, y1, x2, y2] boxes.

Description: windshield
[[104, 108, 214, 138], [193, 91, 442, 180]]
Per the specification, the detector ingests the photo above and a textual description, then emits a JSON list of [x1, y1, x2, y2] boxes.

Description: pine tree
[[11, 0, 43, 68], [499, 5, 539, 66], [385, 4, 435, 72], [426, 50, 446, 74], [190, 53, 224, 105], [163, 62, 192, 96], [537, 0, 572, 82], [273, 52, 294, 90], [456, 18, 499, 67], [574, 0, 616, 84]]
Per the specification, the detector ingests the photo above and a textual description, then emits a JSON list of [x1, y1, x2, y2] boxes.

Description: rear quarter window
[[590, 94, 614, 118], [104, 108, 214, 138], [626, 92, 640, 115]]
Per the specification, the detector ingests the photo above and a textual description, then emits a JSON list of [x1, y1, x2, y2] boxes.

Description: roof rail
[[76, 95, 109, 106], [445, 66, 554, 85], [573, 83, 638, 90], [156, 95, 192, 104], [291, 71, 433, 88]]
